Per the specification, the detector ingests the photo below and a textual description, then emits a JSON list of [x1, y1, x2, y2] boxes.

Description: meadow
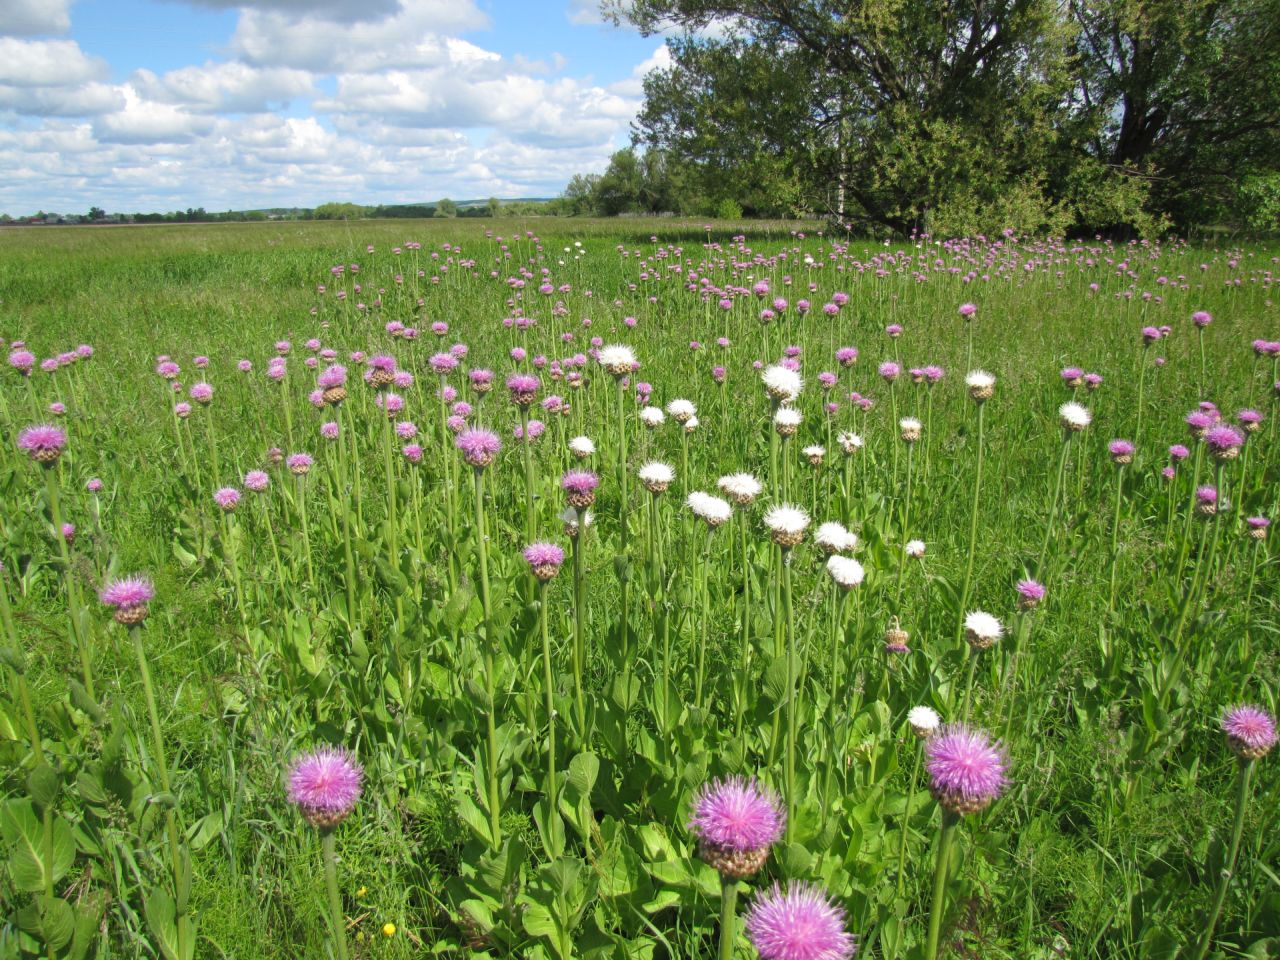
[[0, 218, 1277, 960]]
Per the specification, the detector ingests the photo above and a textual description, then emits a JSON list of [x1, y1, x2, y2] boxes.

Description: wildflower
[[835, 346, 858, 368], [908, 705, 940, 738], [244, 470, 269, 492], [814, 522, 856, 555], [287, 453, 314, 475], [640, 406, 665, 428], [562, 470, 600, 508], [762, 365, 803, 402], [639, 461, 674, 494], [86, 478, 102, 493], [683, 415, 699, 434], [803, 444, 826, 466], [1195, 485, 1219, 516], [506, 373, 539, 405], [899, 417, 922, 443], [687, 491, 733, 527], [286, 746, 363, 829], [17, 424, 67, 465], [904, 539, 926, 558], [100, 576, 155, 625], [560, 505, 593, 537], [826, 555, 864, 589], [174, 402, 192, 419], [763, 504, 810, 548], [773, 406, 801, 437], [926, 725, 1009, 814], [1192, 310, 1213, 328], [598, 344, 636, 377], [523, 542, 565, 582], [718, 473, 762, 506], [958, 303, 977, 318], [1237, 409, 1263, 433], [837, 432, 863, 455], [1204, 425, 1245, 461], [667, 398, 696, 423], [688, 776, 785, 879], [568, 435, 595, 459], [1060, 366, 1084, 388], [1059, 402, 1091, 432], [1221, 705, 1277, 760], [1246, 516, 1270, 540], [1108, 439, 1135, 465], [963, 611, 1003, 649], [966, 370, 995, 402], [744, 883, 857, 960], [879, 361, 900, 382], [1016, 579, 1046, 610], [456, 429, 502, 469], [214, 487, 240, 512]]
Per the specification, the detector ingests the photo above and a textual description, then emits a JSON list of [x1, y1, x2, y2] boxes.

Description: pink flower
[[1221, 705, 1277, 759], [17, 424, 67, 464], [688, 776, 784, 854], [100, 576, 156, 624], [745, 884, 857, 960], [925, 724, 1009, 814], [286, 745, 363, 828], [214, 487, 241, 511], [456, 428, 502, 468]]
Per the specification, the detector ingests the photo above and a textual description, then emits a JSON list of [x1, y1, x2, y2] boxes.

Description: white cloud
[[607, 43, 670, 97], [132, 62, 316, 113], [161, 0, 402, 23], [230, 0, 490, 72], [0, 81, 121, 116], [93, 86, 216, 144], [0, 0, 74, 36], [0, 38, 107, 86]]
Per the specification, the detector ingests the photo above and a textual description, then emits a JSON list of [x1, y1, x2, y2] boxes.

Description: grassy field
[[0, 218, 1278, 960]]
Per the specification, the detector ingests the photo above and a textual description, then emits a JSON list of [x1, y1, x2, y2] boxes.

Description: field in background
[[0, 220, 1277, 959]]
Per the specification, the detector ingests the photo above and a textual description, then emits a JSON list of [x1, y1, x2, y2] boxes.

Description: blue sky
[[0, 0, 672, 214]]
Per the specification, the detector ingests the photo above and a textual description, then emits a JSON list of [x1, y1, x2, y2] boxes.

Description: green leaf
[[455, 793, 494, 847], [15, 895, 74, 949], [144, 889, 181, 960], [27, 763, 61, 812], [6, 801, 74, 893], [567, 752, 599, 797]]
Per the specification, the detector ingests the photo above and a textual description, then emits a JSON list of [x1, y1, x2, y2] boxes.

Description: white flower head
[[773, 406, 802, 428], [1059, 402, 1091, 431], [963, 610, 1003, 647], [814, 521, 857, 554], [686, 491, 733, 527], [802, 444, 826, 458], [899, 417, 922, 441], [638, 461, 674, 492], [683, 415, 699, 433], [762, 364, 803, 402], [837, 431, 864, 454], [667, 398, 696, 422], [639, 405, 666, 428], [904, 539, 926, 558], [559, 506, 594, 535], [763, 503, 810, 546], [568, 435, 595, 458], [907, 705, 941, 738], [965, 370, 995, 390], [718, 472, 762, 505], [826, 554, 865, 588], [598, 344, 636, 376]]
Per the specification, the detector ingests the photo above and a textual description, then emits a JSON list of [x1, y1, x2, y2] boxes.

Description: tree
[[87, 206, 106, 221], [1069, 0, 1280, 226], [434, 198, 458, 218]]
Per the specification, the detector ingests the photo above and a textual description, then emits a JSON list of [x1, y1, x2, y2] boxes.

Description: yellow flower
[[381, 923, 396, 938], [356, 886, 367, 898]]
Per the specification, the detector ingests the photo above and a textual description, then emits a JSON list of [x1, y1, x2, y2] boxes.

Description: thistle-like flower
[[686, 491, 732, 528], [826, 555, 864, 589], [100, 576, 156, 626], [803, 444, 826, 466], [639, 461, 675, 494], [814, 522, 857, 555], [456, 428, 502, 469], [562, 470, 600, 509], [523, 542, 565, 583], [688, 776, 785, 879], [598, 344, 636, 377], [836, 431, 863, 455], [963, 610, 1003, 650], [744, 883, 857, 960], [718, 472, 762, 506], [639, 405, 665, 428], [761, 364, 803, 403], [1221, 705, 1277, 761], [763, 504, 810, 548], [926, 724, 1009, 814], [568, 435, 595, 459], [286, 746, 363, 829], [773, 406, 802, 437], [1059, 402, 1091, 432], [1015, 579, 1046, 610], [908, 705, 940, 739], [899, 417, 922, 443], [965, 370, 995, 403], [17, 424, 67, 466], [666, 398, 696, 424]]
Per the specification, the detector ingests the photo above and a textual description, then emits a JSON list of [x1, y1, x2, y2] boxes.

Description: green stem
[[1191, 759, 1254, 960], [718, 874, 739, 960], [571, 525, 586, 735], [45, 468, 93, 701], [896, 745, 924, 899], [1037, 435, 1071, 575], [925, 812, 960, 960], [1108, 466, 1125, 615], [321, 831, 351, 960], [473, 468, 502, 847], [783, 550, 796, 844], [539, 582, 557, 816]]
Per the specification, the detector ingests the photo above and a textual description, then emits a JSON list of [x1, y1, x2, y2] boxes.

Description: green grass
[[0, 218, 1277, 959]]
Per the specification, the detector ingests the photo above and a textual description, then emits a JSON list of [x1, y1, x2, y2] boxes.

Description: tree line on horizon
[[559, 0, 1280, 237]]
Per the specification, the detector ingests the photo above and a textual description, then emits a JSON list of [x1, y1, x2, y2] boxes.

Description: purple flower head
[[286, 745, 363, 828], [456, 428, 502, 468], [189, 382, 213, 404], [1142, 325, 1162, 343], [40, 358, 58, 374], [885, 323, 902, 337], [1084, 373, 1103, 390], [393, 370, 414, 389], [86, 478, 103, 493], [1205, 425, 1245, 459], [1186, 411, 1215, 436], [287, 452, 313, 475], [193, 355, 209, 368], [958, 302, 977, 318], [744, 883, 857, 960], [468, 368, 495, 391], [402, 443, 424, 464], [1016, 579, 1046, 609], [174, 401, 192, 418], [561, 469, 599, 508], [275, 340, 291, 355], [923, 365, 945, 384], [1195, 485, 1218, 512], [156, 360, 180, 379], [1169, 444, 1190, 462], [244, 470, 269, 492], [1221, 705, 1277, 760], [925, 724, 1009, 814], [1162, 466, 1176, 481], [1237, 409, 1263, 432], [817, 371, 837, 390], [1246, 515, 1270, 531], [523, 542, 565, 581], [712, 365, 727, 383], [1060, 366, 1084, 385], [394, 421, 416, 439], [9, 349, 36, 374], [1108, 439, 1135, 464], [214, 487, 241, 511], [237, 359, 253, 372], [100, 576, 155, 624], [688, 776, 785, 855], [317, 364, 347, 389], [878, 361, 900, 382], [1192, 310, 1212, 328], [515, 419, 545, 441], [835, 347, 858, 367], [17, 424, 67, 464], [321, 421, 340, 440], [308, 389, 326, 409], [506, 372, 540, 404], [61, 523, 75, 543]]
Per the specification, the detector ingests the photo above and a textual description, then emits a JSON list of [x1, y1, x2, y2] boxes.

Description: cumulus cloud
[[0, 0, 75, 36], [607, 44, 670, 97], [160, 0, 403, 23], [131, 62, 316, 113], [0, 37, 107, 86], [230, 0, 491, 72], [93, 86, 217, 144]]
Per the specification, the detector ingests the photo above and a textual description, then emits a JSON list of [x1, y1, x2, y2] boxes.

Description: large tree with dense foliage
[[601, 0, 1280, 233]]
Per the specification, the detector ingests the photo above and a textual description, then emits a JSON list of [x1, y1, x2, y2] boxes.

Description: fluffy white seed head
[[761, 364, 803, 402], [907, 705, 941, 738], [814, 521, 857, 554], [1059, 402, 1091, 431], [597, 344, 636, 375], [718, 472, 762, 505], [639, 406, 665, 428], [638, 461, 674, 486], [568, 435, 595, 458], [904, 539, 926, 558], [773, 406, 802, 430], [763, 503, 810, 545], [667, 398, 696, 422], [963, 610, 1003, 644], [837, 431, 864, 455], [826, 554, 865, 588], [686, 491, 733, 527]]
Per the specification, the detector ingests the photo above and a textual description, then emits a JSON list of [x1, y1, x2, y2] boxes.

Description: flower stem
[[45, 468, 93, 701], [925, 811, 959, 960], [539, 582, 557, 816], [473, 467, 502, 848], [1191, 758, 1254, 960], [718, 874, 739, 960], [321, 830, 351, 960], [957, 402, 984, 642]]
